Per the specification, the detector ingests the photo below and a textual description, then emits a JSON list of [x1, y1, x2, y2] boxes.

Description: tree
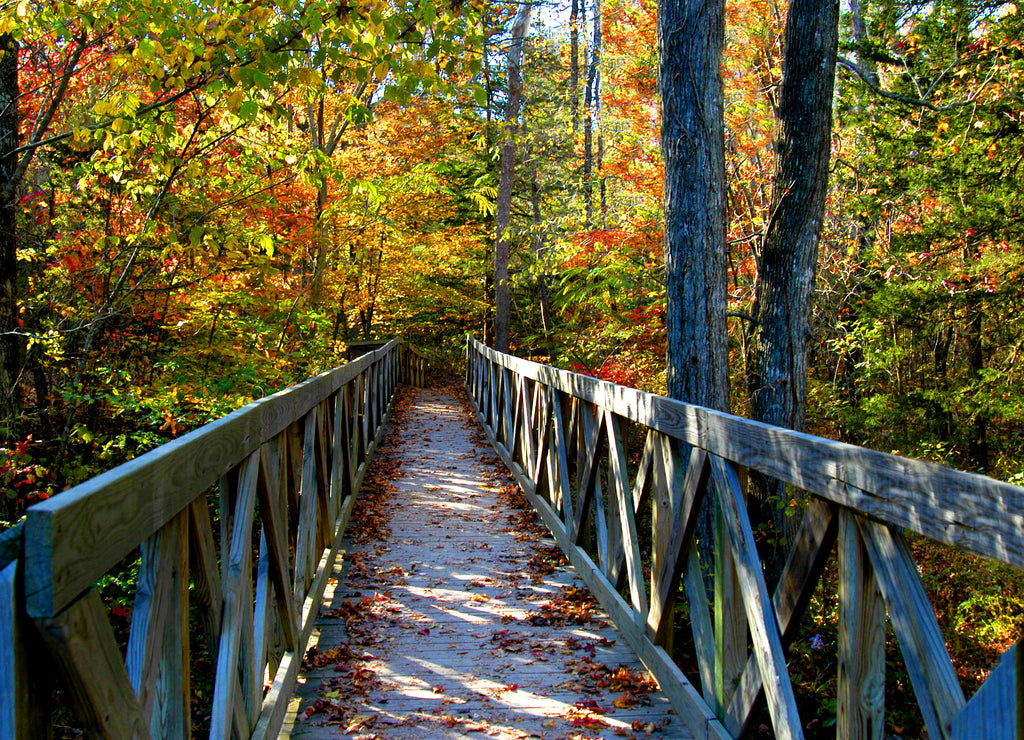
[[0, 33, 17, 420], [659, 0, 729, 412], [493, 1, 533, 353], [744, 0, 840, 578], [818, 0, 1024, 476]]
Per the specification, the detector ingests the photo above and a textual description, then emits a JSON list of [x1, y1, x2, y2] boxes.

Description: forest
[[0, 0, 1016, 516], [2, 0, 1024, 733]]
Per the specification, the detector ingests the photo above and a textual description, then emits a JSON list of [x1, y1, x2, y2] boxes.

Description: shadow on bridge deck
[[281, 387, 683, 740]]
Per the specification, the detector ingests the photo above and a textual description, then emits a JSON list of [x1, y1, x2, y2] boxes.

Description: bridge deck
[[281, 387, 684, 739]]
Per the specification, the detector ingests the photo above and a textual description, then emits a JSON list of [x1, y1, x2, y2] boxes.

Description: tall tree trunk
[[493, 2, 533, 354], [660, 0, 728, 412], [570, 0, 581, 134], [598, 132, 606, 228], [529, 156, 554, 354], [745, 0, 839, 585], [0, 34, 20, 421], [966, 308, 989, 471], [583, 0, 601, 228], [660, 0, 729, 622], [310, 99, 329, 306]]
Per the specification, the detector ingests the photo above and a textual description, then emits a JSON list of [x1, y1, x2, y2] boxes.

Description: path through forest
[[280, 385, 683, 739]]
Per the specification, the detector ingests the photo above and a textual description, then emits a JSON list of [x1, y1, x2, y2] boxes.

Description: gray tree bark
[[493, 2, 533, 354], [583, 0, 601, 228], [0, 34, 20, 420], [746, 0, 839, 583], [570, 0, 581, 134], [659, 0, 729, 412]]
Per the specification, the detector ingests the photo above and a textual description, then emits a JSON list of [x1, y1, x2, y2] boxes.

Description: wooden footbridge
[[1, 337, 1021, 739]]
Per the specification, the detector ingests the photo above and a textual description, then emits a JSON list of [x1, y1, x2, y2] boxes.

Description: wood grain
[[948, 642, 1018, 740], [837, 509, 885, 740], [1, 561, 51, 740], [859, 518, 965, 738], [35, 589, 152, 740]]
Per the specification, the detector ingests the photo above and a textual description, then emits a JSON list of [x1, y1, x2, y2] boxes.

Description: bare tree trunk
[[598, 132, 606, 228], [660, 0, 728, 412], [570, 0, 581, 134], [0, 34, 20, 420], [583, 0, 601, 228], [966, 308, 989, 471], [659, 0, 729, 659], [529, 157, 554, 347], [746, 0, 839, 585], [310, 99, 329, 306], [493, 2, 533, 354]]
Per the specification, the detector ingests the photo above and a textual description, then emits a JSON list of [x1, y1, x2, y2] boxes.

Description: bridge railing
[[466, 335, 1022, 740], [1, 339, 422, 740]]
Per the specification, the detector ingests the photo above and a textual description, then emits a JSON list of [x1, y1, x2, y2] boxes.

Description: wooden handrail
[[465, 335, 1021, 740], [1, 340, 424, 740]]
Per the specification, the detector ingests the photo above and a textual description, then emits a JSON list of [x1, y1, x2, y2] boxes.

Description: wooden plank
[[501, 367, 514, 450], [329, 389, 346, 513], [948, 641, 1018, 740], [711, 454, 803, 740], [859, 517, 966, 739], [292, 410, 321, 608], [531, 390, 554, 501], [209, 450, 260, 740], [684, 545, 717, 704], [605, 409, 647, 614], [256, 438, 297, 652], [549, 387, 574, 526], [648, 432, 674, 650], [649, 445, 709, 641], [35, 589, 152, 740], [465, 337, 1024, 571], [837, 508, 885, 740], [252, 530, 275, 723], [519, 375, 537, 476], [126, 512, 182, 725], [1, 561, 51, 740], [726, 498, 838, 733], [572, 403, 606, 549], [714, 494, 745, 719], [0, 522, 22, 569], [25, 339, 401, 617], [146, 509, 189, 740], [285, 421, 303, 552], [313, 403, 333, 553], [610, 429, 657, 592], [187, 496, 222, 659]]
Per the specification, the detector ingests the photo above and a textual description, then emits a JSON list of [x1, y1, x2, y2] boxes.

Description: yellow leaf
[[227, 90, 244, 114], [229, 66, 241, 84], [374, 61, 389, 80]]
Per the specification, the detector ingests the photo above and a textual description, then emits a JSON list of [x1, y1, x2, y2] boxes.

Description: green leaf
[[472, 84, 487, 108]]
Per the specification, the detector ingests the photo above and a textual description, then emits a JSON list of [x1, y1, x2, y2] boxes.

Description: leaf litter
[[288, 385, 677, 739]]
